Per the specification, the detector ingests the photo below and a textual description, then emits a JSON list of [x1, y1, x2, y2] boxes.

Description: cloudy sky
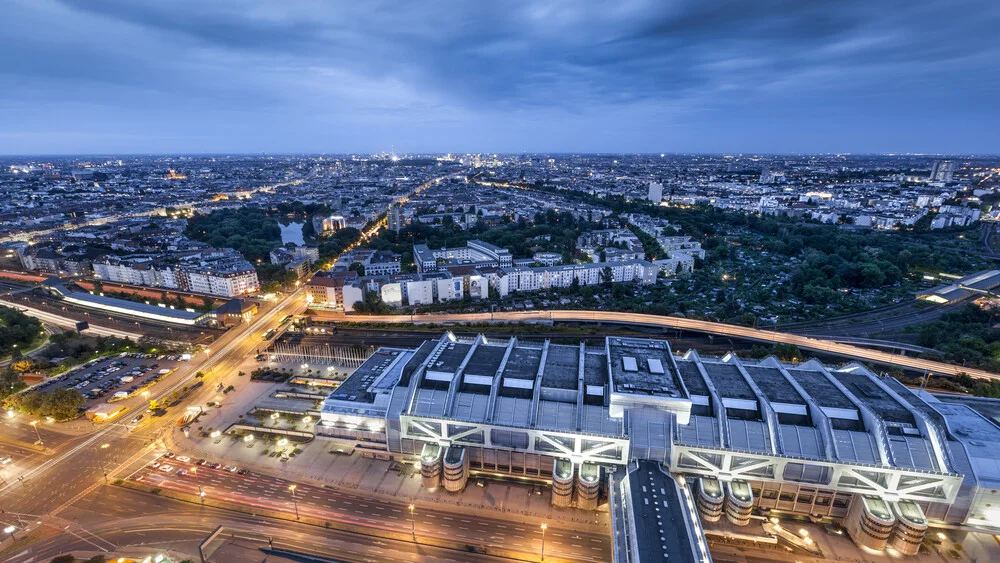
[[1, 0, 997, 155]]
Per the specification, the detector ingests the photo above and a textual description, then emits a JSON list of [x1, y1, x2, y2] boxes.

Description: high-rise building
[[387, 203, 403, 232], [648, 181, 663, 203], [930, 160, 955, 182]]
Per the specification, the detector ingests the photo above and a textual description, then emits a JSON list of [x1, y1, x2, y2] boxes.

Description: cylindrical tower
[[576, 462, 601, 510], [697, 477, 724, 523], [890, 500, 927, 556], [419, 442, 443, 490], [844, 494, 896, 552], [443, 445, 469, 492], [724, 480, 754, 526], [551, 458, 575, 507]]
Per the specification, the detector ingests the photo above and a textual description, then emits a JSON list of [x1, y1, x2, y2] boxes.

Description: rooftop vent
[[622, 356, 638, 372], [648, 358, 665, 374]]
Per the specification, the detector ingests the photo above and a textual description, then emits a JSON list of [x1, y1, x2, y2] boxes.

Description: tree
[[348, 262, 366, 277], [600, 266, 613, 287]]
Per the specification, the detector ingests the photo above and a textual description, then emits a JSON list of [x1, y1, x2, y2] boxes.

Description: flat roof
[[785, 366, 856, 410], [832, 371, 914, 425], [583, 352, 608, 386], [63, 290, 204, 321], [541, 344, 580, 390], [700, 361, 755, 401], [504, 346, 542, 381], [608, 337, 683, 398], [674, 360, 709, 396], [464, 344, 507, 377], [743, 364, 805, 405], [327, 348, 406, 403]]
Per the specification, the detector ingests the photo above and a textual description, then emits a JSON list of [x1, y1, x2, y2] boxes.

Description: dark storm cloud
[[0, 0, 997, 153]]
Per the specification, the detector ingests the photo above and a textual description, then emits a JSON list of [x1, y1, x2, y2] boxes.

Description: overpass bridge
[[317, 309, 993, 379]]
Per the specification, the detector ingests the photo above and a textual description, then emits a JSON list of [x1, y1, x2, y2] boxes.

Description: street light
[[289, 485, 300, 520], [540, 523, 547, 561], [3, 525, 15, 541], [408, 504, 416, 540], [191, 467, 204, 501], [29, 420, 42, 445]]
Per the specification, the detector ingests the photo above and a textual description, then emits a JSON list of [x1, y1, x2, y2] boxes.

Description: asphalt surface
[[13, 486, 518, 563], [125, 454, 610, 562], [628, 461, 697, 563], [0, 288, 308, 543]]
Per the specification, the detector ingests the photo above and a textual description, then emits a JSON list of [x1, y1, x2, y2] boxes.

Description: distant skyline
[[1, 0, 998, 155]]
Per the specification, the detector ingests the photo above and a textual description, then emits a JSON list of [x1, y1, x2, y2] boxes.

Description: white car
[[0, 456, 12, 465], [158, 465, 174, 473], [175, 456, 191, 463]]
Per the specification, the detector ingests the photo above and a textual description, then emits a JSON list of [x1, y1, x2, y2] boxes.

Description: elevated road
[[325, 309, 995, 379]]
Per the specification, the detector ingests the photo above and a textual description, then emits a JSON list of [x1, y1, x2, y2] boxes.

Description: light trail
[[323, 309, 999, 379]]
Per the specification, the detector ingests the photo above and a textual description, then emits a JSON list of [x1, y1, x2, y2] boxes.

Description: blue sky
[[1, 0, 997, 155]]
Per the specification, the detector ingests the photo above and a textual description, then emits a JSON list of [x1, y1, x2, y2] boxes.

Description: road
[[12, 486, 523, 563], [123, 456, 608, 562], [0, 287, 309, 533], [321, 309, 998, 378]]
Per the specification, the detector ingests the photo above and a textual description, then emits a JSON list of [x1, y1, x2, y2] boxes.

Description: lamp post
[[191, 467, 204, 501], [289, 485, 299, 519], [29, 420, 42, 445], [540, 523, 547, 561], [408, 504, 416, 540], [4, 525, 15, 541]]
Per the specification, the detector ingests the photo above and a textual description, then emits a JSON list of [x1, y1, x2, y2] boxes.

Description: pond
[[279, 221, 304, 246]]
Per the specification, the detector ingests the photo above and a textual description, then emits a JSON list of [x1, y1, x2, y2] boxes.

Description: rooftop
[[831, 370, 914, 425], [784, 365, 856, 410], [327, 348, 407, 403], [699, 361, 755, 401], [608, 337, 683, 398], [743, 364, 805, 406]]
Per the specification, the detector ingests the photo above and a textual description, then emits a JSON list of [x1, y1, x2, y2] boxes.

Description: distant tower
[[759, 166, 773, 184], [930, 160, 955, 182], [647, 182, 663, 203]]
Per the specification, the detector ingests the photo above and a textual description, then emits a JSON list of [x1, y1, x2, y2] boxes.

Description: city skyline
[[2, 0, 998, 155]]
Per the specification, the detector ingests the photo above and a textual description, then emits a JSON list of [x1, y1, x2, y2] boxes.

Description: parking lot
[[34, 353, 185, 412]]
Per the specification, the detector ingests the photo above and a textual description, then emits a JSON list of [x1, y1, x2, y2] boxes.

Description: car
[[223, 465, 237, 472], [131, 415, 143, 423], [151, 462, 161, 468], [163, 452, 175, 458], [159, 465, 174, 473], [0, 456, 13, 465], [209, 462, 222, 469], [175, 456, 191, 463], [196, 459, 207, 466], [237, 468, 249, 476], [176, 469, 188, 476]]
